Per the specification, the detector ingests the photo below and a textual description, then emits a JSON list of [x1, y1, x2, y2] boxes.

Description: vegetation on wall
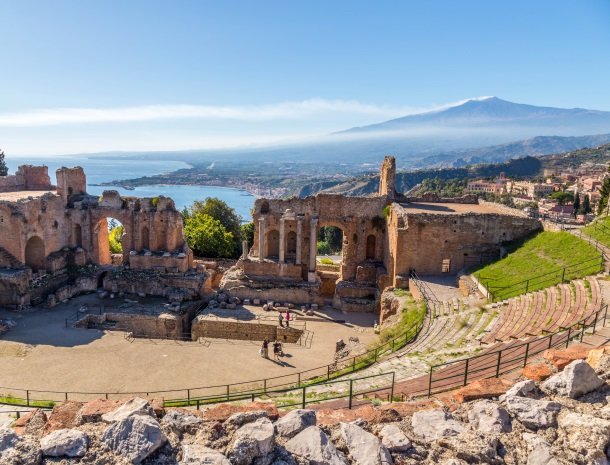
[[0, 149, 7, 177], [108, 225, 124, 254]]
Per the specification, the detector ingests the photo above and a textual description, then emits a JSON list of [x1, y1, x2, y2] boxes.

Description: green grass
[[583, 215, 610, 248], [474, 231, 601, 300], [378, 295, 427, 343], [0, 396, 55, 408], [318, 257, 336, 265]]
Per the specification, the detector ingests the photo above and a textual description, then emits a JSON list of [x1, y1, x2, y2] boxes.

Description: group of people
[[261, 338, 284, 362], [278, 309, 292, 327]]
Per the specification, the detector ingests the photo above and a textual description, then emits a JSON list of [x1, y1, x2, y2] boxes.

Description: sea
[[6, 156, 256, 220]]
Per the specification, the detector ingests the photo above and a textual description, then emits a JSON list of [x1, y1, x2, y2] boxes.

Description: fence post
[[264, 379, 267, 394], [226, 385, 230, 401], [297, 372, 301, 385], [523, 343, 529, 368], [327, 365, 330, 380], [348, 379, 354, 409], [26, 390, 30, 407], [301, 387, 306, 408], [187, 389, 190, 405], [561, 268, 566, 283], [566, 327, 572, 348], [352, 357, 356, 372], [548, 334, 553, 349], [463, 358, 469, 386], [427, 367, 433, 398], [390, 372, 395, 403], [496, 350, 502, 377], [593, 312, 598, 334], [374, 348, 378, 362], [580, 322, 586, 342]]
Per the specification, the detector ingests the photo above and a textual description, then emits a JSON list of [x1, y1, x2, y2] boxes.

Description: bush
[[319, 257, 335, 265], [184, 212, 235, 258], [109, 225, 123, 254], [317, 241, 332, 255]]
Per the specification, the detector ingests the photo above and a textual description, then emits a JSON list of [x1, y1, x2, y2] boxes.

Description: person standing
[[278, 312, 284, 327], [273, 340, 281, 362], [262, 338, 269, 358], [285, 310, 291, 328]]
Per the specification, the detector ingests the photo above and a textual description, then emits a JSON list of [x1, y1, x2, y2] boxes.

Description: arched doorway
[[96, 217, 124, 265], [72, 224, 82, 248], [25, 236, 45, 271], [286, 231, 297, 258], [366, 234, 376, 260], [266, 229, 280, 258], [316, 225, 344, 296], [141, 226, 150, 250]]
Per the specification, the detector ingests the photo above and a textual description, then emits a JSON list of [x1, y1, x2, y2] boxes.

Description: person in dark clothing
[[273, 340, 281, 362], [278, 312, 284, 327], [262, 338, 269, 358]]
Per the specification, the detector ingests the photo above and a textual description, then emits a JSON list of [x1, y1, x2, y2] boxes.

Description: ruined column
[[296, 217, 303, 265], [308, 217, 318, 282], [258, 217, 265, 262], [242, 240, 248, 260], [279, 218, 286, 263]]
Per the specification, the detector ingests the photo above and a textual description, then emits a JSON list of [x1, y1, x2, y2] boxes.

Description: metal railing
[[480, 255, 604, 302], [425, 304, 608, 397]]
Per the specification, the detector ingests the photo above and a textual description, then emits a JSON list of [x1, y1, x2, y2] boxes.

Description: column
[[308, 217, 318, 282], [296, 217, 303, 265], [242, 240, 248, 260], [258, 217, 265, 262], [279, 218, 286, 263]]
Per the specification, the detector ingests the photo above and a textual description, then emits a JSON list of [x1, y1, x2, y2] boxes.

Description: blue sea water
[[6, 156, 256, 220]]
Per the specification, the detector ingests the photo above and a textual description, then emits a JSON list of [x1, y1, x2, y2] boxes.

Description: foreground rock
[[285, 426, 347, 465], [340, 422, 393, 465], [467, 400, 512, 433], [228, 417, 275, 465], [410, 409, 464, 442], [522, 433, 559, 465], [541, 359, 605, 398], [39, 428, 88, 457], [378, 423, 411, 452], [504, 396, 561, 429], [102, 414, 167, 464], [102, 397, 155, 423], [180, 444, 231, 465], [161, 409, 204, 436], [557, 412, 610, 465], [0, 428, 41, 465], [452, 378, 512, 403], [274, 409, 316, 438]]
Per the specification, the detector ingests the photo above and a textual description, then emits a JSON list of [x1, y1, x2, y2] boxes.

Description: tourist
[[285, 310, 291, 327], [278, 312, 284, 327], [262, 338, 269, 358], [273, 340, 281, 361]]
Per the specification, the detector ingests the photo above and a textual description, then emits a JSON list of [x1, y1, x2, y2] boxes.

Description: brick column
[[258, 217, 265, 262], [308, 217, 318, 282], [242, 240, 248, 260], [296, 217, 303, 265], [279, 218, 286, 263]]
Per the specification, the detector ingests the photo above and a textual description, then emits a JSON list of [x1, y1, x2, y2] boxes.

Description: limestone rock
[[557, 412, 610, 465], [13, 409, 48, 437], [522, 362, 553, 382], [161, 409, 204, 435], [378, 423, 411, 452], [228, 417, 275, 465], [0, 434, 42, 465], [410, 409, 464, 442], [102, 397, 155, 423], [340, 422, 393, 465], [586, 345, 610, 371], [226, 410, 269, 428], [274, 409, 316, 438], [0, 428, 18, 453], [543, 344, 590, 370], [45, 401, 83, 433], [452, 378, 513, 403], [80, 399, 122, 422], [505, 396, 561, 429], [180, 444, 230, 465], [438, 430, 501, 464], [102, 414, 167, 464], [522, 433, 559, 465], [467, 400, 512, 433], [541, 359, 605, 398], [285, 426, 347, 465], [40, 428, 88, 457], [501, 380, 538, 401]]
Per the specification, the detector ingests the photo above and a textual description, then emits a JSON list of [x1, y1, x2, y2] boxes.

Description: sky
[[1, 0, 610, 156]]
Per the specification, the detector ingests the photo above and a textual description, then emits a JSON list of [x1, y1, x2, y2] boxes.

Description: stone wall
[[191, 316, 303, 343], [0, 165, 53, 192]]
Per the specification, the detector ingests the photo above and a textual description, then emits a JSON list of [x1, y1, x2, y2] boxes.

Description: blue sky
[[1, 0, 609, 155]]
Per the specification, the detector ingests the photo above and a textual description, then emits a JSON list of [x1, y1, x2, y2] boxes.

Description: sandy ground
[[0, 294, 376, 401], [0, 190, 55, 201]]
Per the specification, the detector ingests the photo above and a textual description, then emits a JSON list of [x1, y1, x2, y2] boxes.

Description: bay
[[6, 156, 256, 220]]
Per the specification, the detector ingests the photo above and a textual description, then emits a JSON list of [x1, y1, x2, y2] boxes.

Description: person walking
[[262, 338, 269, 358], [285, 310, 291, 328], [273, 340, 281, 362], [278, 312, 284, 327]]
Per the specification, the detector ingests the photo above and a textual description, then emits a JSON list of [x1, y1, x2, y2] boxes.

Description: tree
[[185, 197, 243, 257], [573, 194, 580, 218], [109, 225, 124, 254], [549, 191, 574, 205], [598, 177, 610, 215], [0, 149, 7, 177], [240, 222, 255, 248], [317, 226, 342, 254], [184, 212, 235, 258], [581, 194, 592, 215]]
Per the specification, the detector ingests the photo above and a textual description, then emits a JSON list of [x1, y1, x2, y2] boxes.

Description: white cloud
[[0, 97, 492, 127]]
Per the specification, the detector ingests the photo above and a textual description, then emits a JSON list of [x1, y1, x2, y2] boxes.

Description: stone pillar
[[258, 217, 265, 262], [296, 217, 303, 265], [242, 240, 248, 260], [279, 218, 286, 263], [308, 217, 318, 282]]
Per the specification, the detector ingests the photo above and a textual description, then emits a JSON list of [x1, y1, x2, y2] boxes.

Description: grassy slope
[[583, 216, 610, 248], [474, 231, 601, 299]]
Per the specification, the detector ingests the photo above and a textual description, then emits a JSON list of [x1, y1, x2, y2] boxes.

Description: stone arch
[[141, 226, 150, 250], [25, 236, 45, 271], [266, 229, 280, 258], [72, 224, 82, 248], [366, 234, 376, 260], [286, 230, 297, 256], [95, 217, 125, 265]]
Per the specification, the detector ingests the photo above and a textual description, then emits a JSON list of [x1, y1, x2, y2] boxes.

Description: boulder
[[161, 409, 204, 435], [45, 401, 83, 433], [522, 363, 553, 382], [226, 410, 269, 428], [504, 396, 561, 430], [543, 344, 590, 370], [500, 380, 539, 401], [557, 412, 610, 465], [541, 359, 605, 398], [13, 409, 48, 437], [80, 399, 122, 422], [340, 422, 393, 465], [438, 430, 501, 464], [452, 378, 513, 403], [378, 423, 411, 452], [0, 433, 41, 465], [467, 400, 512, 433], [522, 433, 559, 465], [274, 409, 316, 438], [102, 397, 155, 423], [586, 345, 610, 372], [180, 444, 231, 465], [102, 414, 167, 464], [40, 429, 88, 457], [0, 427, 18, 452], [410, 409, 464, 442], [285, 426, 347, 465], [203, 402, 278, 422], [228, 417, 275, 465]]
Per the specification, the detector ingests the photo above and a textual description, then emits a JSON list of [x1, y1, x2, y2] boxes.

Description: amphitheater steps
[[0, 247, 23, 268]]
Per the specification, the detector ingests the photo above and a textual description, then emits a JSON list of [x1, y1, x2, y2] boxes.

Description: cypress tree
[[582, 194, 591, 215], [0, 149, 7, 177], [573, 194, 580, 218]]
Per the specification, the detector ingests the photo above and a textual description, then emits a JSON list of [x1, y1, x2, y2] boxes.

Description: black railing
[[426, 304, 608, 397]]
